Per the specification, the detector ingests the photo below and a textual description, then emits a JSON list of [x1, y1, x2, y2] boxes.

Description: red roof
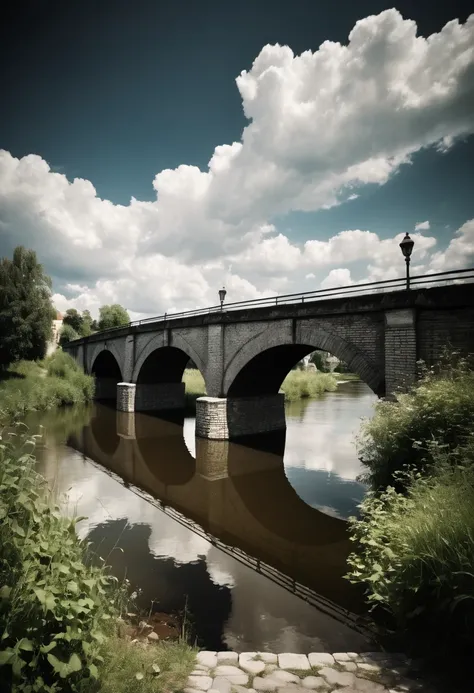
[[55, 311, 63, 320]]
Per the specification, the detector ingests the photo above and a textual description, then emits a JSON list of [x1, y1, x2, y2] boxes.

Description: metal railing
[[82, 267, 474, 337]]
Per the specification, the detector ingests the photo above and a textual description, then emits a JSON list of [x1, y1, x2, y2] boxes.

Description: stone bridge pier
[[64, 284, 474, 440]]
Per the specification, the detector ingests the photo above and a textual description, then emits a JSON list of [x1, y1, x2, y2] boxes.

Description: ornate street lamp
[[218, 286, 227, 311], [399, 233, 415, 289]]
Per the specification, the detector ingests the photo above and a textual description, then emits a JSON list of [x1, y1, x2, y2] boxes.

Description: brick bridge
[[65, 282, 474, 439]]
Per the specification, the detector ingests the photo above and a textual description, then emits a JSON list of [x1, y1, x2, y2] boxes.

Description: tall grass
[[357, 352, 474, 490], [0, 351, 94, 423], [347, 441, 474, 662], [182, 368, 337, 407]]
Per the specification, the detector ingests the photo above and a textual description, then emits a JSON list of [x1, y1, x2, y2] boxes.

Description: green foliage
[[62, 310, 94, 338], [280, 370, 337, 401], [0, 427, 123, 692], [0, 247, 55, 366], [0, 352, 94, 423], [98, 305, 130, 332], [358, 351, 474, 490], [59, 325, 80, 347], [182, 369, 207, 410], [63, 310, 83, 335], [346, 441, 474, 661]]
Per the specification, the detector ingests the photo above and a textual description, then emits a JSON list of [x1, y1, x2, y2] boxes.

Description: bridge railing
[[84, 267, 474, 336]]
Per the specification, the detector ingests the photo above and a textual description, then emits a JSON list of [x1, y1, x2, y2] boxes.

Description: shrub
[[0, 426, 121, 692], [346, 440, 474, 662], [59, 325, 80, 347], [280, 370, 337, 401], [357, 351, 474, 490]]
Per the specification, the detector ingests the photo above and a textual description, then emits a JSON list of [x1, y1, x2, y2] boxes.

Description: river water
[[32, 380, 377, 653]]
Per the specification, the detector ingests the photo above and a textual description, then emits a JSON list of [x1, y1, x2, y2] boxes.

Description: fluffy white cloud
[[415, 220, 430, 231], [0, 9, 473, 317]]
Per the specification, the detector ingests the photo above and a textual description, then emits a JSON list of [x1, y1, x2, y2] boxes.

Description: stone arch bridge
[[65, 283, 474, 439]]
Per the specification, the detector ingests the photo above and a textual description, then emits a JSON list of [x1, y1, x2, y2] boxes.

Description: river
[[31, 379, 377, 653]]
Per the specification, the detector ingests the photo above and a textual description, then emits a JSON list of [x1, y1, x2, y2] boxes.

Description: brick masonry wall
[[384, 309, 416, 396], [417, 308, 474, 365], [196, 394, 286, 440], [117, 382, 136, 412], [135, 382, 185, 411]]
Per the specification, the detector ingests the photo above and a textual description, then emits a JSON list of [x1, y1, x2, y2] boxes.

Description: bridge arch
[[132, 333, 206, 386], [91, 348, 123, 402], [224, 323, 384, 396], [88, 342, 124, 378]]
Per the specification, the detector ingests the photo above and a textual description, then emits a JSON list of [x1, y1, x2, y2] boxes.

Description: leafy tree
[[98, 303, 130, 331], [81, 309, 93, 336], [310, 351, 329, 372], [0, 246, 55, 366], [59, 323, 80, 346], [63, 308, 83, 334]]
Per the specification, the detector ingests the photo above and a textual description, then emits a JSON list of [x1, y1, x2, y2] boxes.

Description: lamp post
[[218, 286, 227, 311], [399, 233, 415, 289]]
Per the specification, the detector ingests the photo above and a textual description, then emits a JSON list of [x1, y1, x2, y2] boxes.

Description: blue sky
[[1, 0, 473, 317]]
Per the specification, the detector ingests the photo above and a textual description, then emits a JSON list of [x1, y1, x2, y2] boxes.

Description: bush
[[280, 370, 337, 401], [59, 324, 80, 347], [347, 440, 474, 662], [0, 426, 121, 692], [358, 352, 474, 490]]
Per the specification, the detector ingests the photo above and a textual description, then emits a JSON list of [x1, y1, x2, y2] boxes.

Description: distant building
[[47, 310, 63, 355]]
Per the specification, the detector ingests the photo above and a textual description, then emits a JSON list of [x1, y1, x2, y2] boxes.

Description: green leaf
[[0, 649, 14, 665], [67, 581, 79, 593], [135, 672, 144, 680], [68, 653, 82, 673], [17, 638, 34, 651], [47, 652, 82, 678], [40, 641, 57, 654], [0, 585, 11, 600], [89, 663, 99, 679]]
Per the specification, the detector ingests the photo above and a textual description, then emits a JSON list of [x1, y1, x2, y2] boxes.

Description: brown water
[[32, 380, 377, 653]]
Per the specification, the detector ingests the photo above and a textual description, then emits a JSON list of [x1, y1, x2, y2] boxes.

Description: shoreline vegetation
[[347, 352, 474, 672], [0, 351, 94, 424], [0, 424, 196, 692]]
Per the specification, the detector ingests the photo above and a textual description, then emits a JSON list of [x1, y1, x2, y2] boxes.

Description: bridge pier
[[116, 381, 185, 412], [195, 394, 286, 440]]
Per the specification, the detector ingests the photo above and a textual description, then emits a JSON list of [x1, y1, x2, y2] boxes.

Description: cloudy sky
[[1, 0, 474, 319]]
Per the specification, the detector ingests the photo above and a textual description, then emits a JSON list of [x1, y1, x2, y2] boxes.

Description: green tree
[[0, 246, 55, 366], [63, 308, 83, 334], [59, 323, 80, 346], [81, 309, 93, 336], [310, 351, 329, 372], [98, 304, 130, 331]]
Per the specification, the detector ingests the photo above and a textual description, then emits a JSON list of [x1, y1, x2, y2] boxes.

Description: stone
[[258, 653, 278, 664], [240, 659, 266, 675], [278, 653, 311, 670], [214, 665, 245, 677], [270, 670, 301, 684], [185, 689, 207, 693], [224, 676, 250, 686], [359, 653, 388, 662], [354, 678, 387, 693], [308, 653, 335, 668], [187, 676, 213, 691], [319, 667, 356, 688], [339, 662, 358, 672], [302, 676, 329, 689], [210, 677, 232, 693], [197, 652, 218, 668], [196, 664, 211, 672], [357, 663, 381, 675], [347, 653, 359, 661], [253, 677, 279, 691], [278, 688, 307, 693], [147, 631, 159, 641], [333, 653, 352, 662], [217, 652, 239, 664], [191, 670, 212, 677], [265, 664, 279, 673]]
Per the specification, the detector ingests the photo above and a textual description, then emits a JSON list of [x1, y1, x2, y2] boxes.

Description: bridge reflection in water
[[65, 403, 373, 651]]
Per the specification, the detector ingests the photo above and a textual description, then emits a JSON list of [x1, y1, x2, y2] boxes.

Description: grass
[[0, 350, 94, 424], [182, 368, 338, 407], [347, 444, 474, 664], [0, 424, 196, 692], [333, 372, 360, 382]]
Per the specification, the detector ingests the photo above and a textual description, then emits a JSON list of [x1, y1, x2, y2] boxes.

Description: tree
[[0, 246, 55, 366], [59, 324, 79, 346], [98, 304, 130, 331], [81, 310, 93, 336], [310, 351, 329, 372], [63, 308, 83, 334]]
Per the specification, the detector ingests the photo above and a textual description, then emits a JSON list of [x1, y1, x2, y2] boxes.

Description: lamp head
[[399, 232, 415, 259]]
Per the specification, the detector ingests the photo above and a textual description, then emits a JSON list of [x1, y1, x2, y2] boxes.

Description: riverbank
[[0, 351, 94, 423], [0, 424, 196, 692], [185, 649, 447, 693], [347, 353, 474, 672], [183, 368, 345, 408]]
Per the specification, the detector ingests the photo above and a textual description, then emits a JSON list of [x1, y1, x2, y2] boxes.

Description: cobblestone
[[186, 650, 440, 693]]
